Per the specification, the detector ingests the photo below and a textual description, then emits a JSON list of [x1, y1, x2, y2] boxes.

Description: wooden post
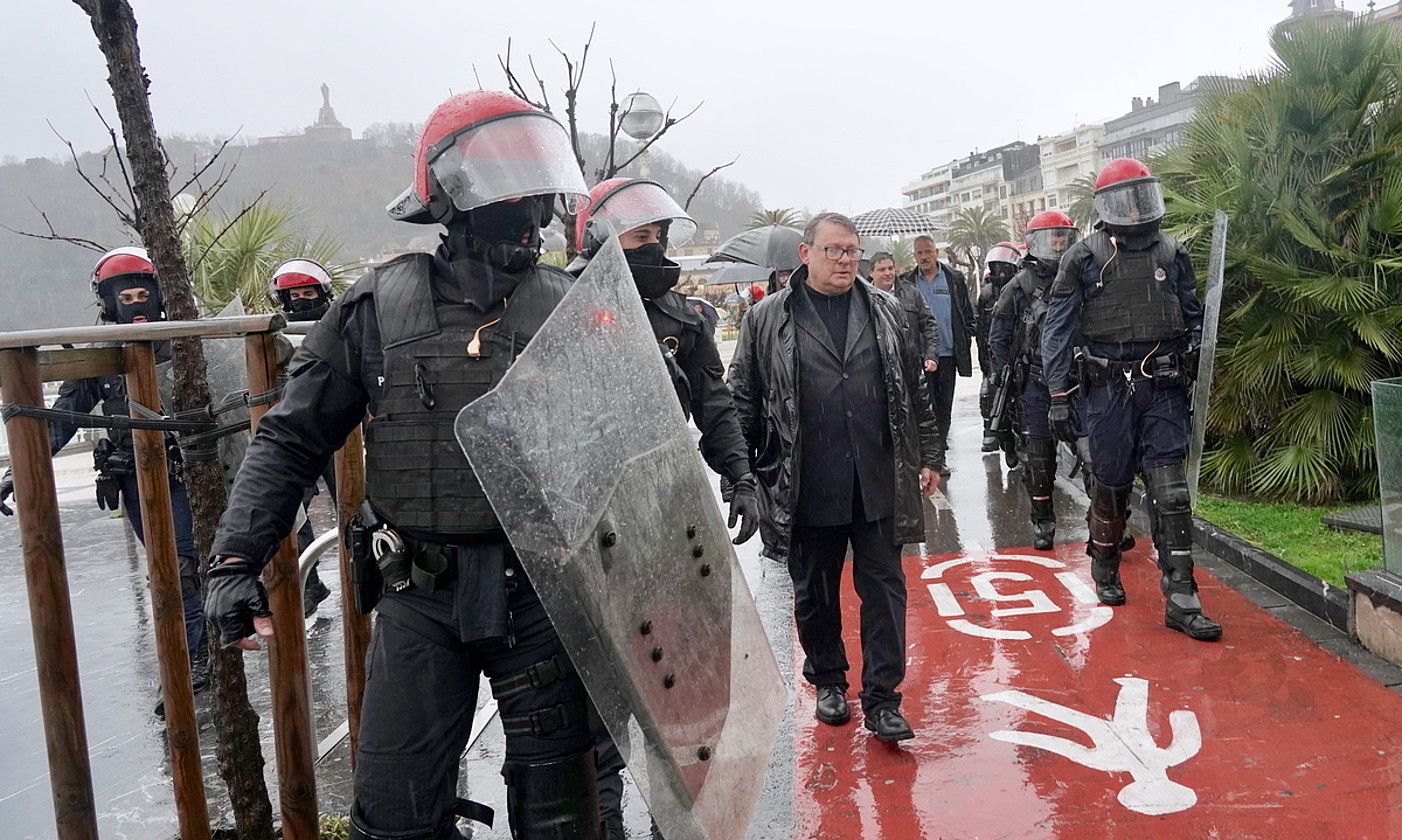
[[124, 342, 211, 840], [0, 349, 99, 840], [244, 334, 318, 839], [334, 427, 371, 767]]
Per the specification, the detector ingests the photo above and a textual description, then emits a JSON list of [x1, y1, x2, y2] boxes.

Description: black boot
[[1087, 479, 1132, 606], [600, 814, 625, 840], [1146, 465, 1222, 642], [1024, 437, 1057, 550], [348, 807, 464, 839], [303, 561, 331, 618], [504, 750, 602, 839]]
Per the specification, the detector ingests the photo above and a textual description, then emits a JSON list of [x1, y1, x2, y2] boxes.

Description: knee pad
[[503, 750, 601, 839], [1087, 480, 1131, 548], [348, 807, 461, 840]]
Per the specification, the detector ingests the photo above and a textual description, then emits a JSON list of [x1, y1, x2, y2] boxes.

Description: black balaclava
[[987, 263, 1018, 288], [435, 195, 549, 308], [1106, 219, 1162, 252], [284, 292, 330, 322], [104, 275, 165, 324], [624, 242, 681, 299]]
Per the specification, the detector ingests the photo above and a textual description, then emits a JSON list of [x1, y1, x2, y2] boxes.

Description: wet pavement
[[3, 375, 1402, 838]]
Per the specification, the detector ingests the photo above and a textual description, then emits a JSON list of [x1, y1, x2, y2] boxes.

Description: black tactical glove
[[728, 473, 761, 545], [0, 469, 13, 516], [1049, 394, 1078, 445], [205, 558, 272, 648]]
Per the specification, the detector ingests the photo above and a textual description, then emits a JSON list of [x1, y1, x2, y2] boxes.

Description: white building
[[1038, 123, 1104, 220]]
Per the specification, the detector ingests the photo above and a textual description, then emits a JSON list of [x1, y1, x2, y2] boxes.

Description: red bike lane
[[792, 541, 1402, 839]]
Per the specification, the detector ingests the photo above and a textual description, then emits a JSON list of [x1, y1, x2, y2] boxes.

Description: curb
[[1193, 516, 1350, 630], [1126, 487, 1351, 631]]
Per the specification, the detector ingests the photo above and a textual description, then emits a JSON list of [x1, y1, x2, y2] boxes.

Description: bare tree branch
[[190, 188, 269, 271], [550, 22, 594, 180], [527, 54, 551, 113], [86, 95, 140, 220], [601, 60, 620, 182], [613, 99, 704, 174], [498, 38, 549, 111], [685, 156, 739, 211], [172, 132, 239, 198], [1, 199, 108, 252], [48, 120, 137, 228]]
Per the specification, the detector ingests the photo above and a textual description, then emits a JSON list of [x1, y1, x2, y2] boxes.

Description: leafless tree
[[67, 0, 274, 835], [496, 24, 729, 255]]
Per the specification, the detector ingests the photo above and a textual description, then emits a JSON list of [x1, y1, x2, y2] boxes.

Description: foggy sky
[[3, 0, 1291, 213]]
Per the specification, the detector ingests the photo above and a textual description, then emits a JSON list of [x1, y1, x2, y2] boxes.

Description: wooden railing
[[0, 316, 369, 840]]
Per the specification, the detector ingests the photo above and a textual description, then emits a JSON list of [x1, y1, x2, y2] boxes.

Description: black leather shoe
[[815, 685, 850, 726], [981, 434, 999, 452], [864, 708, 914, 742]]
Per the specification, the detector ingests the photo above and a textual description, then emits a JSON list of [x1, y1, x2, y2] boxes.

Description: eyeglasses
[[814, 245, 864, 262]]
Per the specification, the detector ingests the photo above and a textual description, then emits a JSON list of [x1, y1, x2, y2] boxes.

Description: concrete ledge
[[1192, 517, 1351, 630], [1347, 570, 1402, 668]]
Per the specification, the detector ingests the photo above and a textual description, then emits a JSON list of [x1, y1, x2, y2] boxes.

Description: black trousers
[[788, 504, 906, 714], [354, 553, 595, 835], [929, 358, 958, 453]]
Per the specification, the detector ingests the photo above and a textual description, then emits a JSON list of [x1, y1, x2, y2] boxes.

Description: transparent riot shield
[[455, 240, 784, 840], [1187, 211, 1228, 501]]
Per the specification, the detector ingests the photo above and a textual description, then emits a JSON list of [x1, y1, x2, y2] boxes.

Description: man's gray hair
[[913, 234, 937, 248], [802, 212, 859, 244]]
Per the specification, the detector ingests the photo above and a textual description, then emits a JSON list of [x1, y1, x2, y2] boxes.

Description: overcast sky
[[4, 0, 1294, 213]]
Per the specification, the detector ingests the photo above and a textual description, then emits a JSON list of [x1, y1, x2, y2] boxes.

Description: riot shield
[[455, 240, 784, 840], [1187, 211, 1228, 501]]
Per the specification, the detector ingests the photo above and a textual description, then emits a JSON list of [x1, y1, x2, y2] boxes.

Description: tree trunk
[[71, 1, 275, 836]]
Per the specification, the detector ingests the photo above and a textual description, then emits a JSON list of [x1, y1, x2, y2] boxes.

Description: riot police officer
[[570, 176, 759, 839], [268, 258, 338, 615], [0, 247, 209, 687], [205, 91, 610, 839], [977, 242, 1022, 453], [1041, 158, 1221, 642], [989, 213, 1079, 549]]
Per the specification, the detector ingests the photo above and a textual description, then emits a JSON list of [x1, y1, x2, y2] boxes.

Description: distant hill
[[0, 127, 761, 330]]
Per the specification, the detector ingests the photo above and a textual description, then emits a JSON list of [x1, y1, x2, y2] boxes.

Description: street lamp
[[620, 91, 664, 179], [620, 91, 664, 141]]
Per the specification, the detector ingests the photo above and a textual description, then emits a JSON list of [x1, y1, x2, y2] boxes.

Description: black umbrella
[[708, 225, 803, 273], [700, 263, 773, 286]]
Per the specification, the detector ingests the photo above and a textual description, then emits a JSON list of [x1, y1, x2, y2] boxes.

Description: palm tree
[[748, 208, 805, 229], [1064, 174, 1099, 232], [947, 205, 1011, 287], [185, 202, 350, 313], [1156, 17, 1402, 504]]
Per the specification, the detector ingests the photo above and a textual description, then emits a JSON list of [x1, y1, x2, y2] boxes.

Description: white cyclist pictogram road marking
[[981, 676, 1202, 816]]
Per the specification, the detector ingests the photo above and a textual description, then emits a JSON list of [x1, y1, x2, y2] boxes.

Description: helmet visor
[[429, 112, 589, 214], [591, 181, 698, 247], [984, 243, 1023, 268], [1026, 227, 1080, 263], [1094, 178, 1164, 227]]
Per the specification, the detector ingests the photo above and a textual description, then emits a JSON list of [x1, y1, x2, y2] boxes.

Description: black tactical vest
[[1080, 232, 1185, 343], [363, 255, 570, 537], [1015, 268, 1056, 378]]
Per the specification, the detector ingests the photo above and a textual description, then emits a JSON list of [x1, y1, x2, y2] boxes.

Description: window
[[1048, 195, 1058, 207], [1055, 138, 1076, 154]]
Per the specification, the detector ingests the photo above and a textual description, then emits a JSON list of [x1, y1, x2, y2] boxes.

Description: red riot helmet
[[386, 90, 590, 226], [268, 258, 335, 320], [1024, 210, 1080, 265], [92, 246, 162, 322], [1093, 158, 1164, 229], [574, 178, 698, 257]]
